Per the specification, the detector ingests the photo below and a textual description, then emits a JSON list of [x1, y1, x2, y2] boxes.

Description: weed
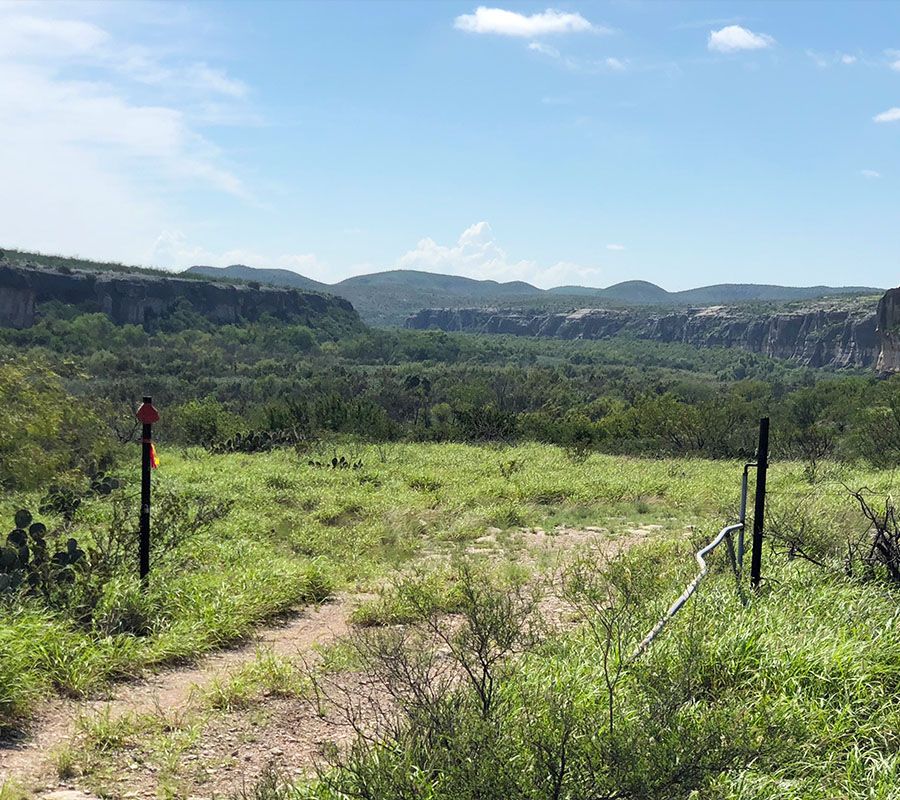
[[408, 475, 441, 492], [498, 458, 523, 480], [52, 742, 79, 779], [0, 781, 28, 800], [265, 474, 297, 491], [349, 565, 465, 627], [234, 764, 295, 800], [201, 650, 308, 711], [315, 639, 365, 673], [76, 707, 146, 752]]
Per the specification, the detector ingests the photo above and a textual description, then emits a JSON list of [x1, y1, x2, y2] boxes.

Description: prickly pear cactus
[[211, 427, 306, 454], [90, 473, 122, 496], [308, 454, 364, 470], [39, 485, 82, 521], [0, 510, 85, 598]]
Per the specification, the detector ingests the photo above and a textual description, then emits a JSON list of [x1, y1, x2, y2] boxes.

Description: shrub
[[0, 360, 113, 490], [169, 397, 246, 446]]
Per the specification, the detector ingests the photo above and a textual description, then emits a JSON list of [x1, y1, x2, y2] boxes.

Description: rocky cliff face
[[0, 262, 359, 330], [407, 302, 884, 369], [876, 288, 900, 372]]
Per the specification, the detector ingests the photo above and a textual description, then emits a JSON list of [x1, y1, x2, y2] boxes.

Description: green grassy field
[[3, 442, 900, 798], [0, 442, 732, 727]]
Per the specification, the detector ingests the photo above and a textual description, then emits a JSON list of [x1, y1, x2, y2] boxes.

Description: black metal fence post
[[750, 416, 769, 589], [137, 396, 160, 584]]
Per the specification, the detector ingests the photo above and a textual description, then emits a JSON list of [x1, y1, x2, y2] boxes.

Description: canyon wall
[[407, 302, 884, 369], [0, 262, 359, 330]]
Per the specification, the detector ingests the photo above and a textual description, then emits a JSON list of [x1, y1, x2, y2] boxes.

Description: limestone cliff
[[0, 261, 360, 332], [407, 301, 883, 369], [876, 288, 900, 372]]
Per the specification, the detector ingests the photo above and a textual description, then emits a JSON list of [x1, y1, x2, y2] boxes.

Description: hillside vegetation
[[5, 304, 900, 474]]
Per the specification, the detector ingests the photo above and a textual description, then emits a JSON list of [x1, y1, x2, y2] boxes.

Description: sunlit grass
[[2, 440, 897, 737]]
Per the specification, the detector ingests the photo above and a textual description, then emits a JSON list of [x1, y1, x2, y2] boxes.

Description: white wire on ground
[[629, 523, 744, 663]]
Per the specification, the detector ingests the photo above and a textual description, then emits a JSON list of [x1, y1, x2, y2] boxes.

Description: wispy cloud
[[184, 63, 249, 98], [455, 7, 606, 37], [0, 4, 254, 265], [0, 13, 109, 57], [874, 107, 900, 123], [606, 243, 626, 251], [708, 25, 774, 53], [806, 49, 827, 68], [861, 169, 882, 178], [528, 41, 628, 74], [807, 49, 859, 68], [674, 17, 745, 31], [528, 41, 560, 58]]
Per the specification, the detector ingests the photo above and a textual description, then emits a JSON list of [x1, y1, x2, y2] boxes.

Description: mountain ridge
[[186, 264, 882, 326]]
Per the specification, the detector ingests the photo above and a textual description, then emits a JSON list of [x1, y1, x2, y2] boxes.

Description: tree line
[[2, 306, 898, 490]]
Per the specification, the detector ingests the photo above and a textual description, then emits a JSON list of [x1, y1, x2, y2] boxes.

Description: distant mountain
[[337, 269, 539, 296], [188, 266, 546, 325], [548, 280, 881, 306], [187, 264, 881, 326], [670, 283, 880, 305]]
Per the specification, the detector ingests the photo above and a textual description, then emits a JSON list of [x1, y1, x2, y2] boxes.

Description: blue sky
[[1, 1, 899, 289]]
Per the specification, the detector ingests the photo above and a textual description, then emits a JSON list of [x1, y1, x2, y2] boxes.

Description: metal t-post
[[137, 396, 160, 584], [750, 417, 769, 589]]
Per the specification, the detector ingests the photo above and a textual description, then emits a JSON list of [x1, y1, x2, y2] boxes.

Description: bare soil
[[0, 598, 352, 798], [1, 524, 651, 799]]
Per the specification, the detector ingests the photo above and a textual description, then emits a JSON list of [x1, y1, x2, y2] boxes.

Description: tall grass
[[300, 546, 900, 800], [2, 441, 896, 742]]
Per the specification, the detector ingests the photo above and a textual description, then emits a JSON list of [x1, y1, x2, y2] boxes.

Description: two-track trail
[[1, 523, 655, 799], [0, 597, 353, 799]]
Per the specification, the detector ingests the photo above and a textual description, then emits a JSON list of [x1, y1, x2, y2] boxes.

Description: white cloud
[[874, 107, 900, 123], [840, 54, 857, 64], [889, 52, 900, 72], [0, 4, 254, 265], [395, 221, 603, 288], [708, 25, 774, 53], [604, 57, 626, 71], [606, 243, 626, 251], [0, 13, 108, 57], [455, 7, 603, 37], [861, 169, 882, 179], [528, 41, 560, 58], [0, 62, 246, 196]]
